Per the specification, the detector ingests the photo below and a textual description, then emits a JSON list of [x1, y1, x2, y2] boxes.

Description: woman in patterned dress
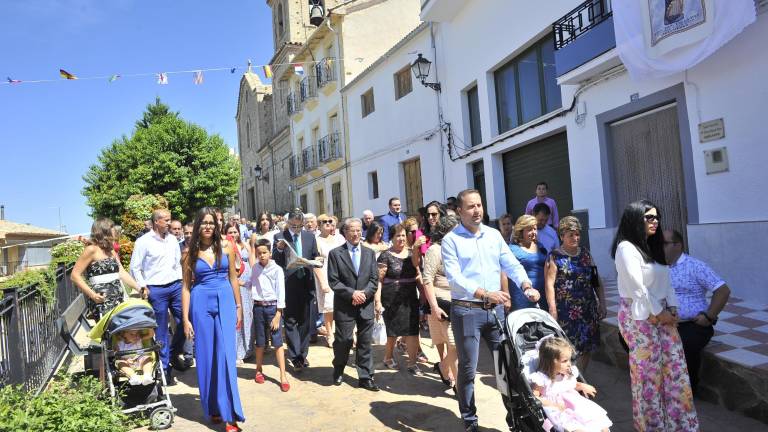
[[544, 216, 606, 372], [612, 200, 698, 431], [72, 218, 138, 319]]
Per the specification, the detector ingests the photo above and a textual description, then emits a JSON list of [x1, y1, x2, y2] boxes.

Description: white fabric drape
[[613, 0, 756, 80]]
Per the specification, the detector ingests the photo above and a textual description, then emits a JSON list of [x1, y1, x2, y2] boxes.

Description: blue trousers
[[191, 283, 245, 423], [148, 280, 185, 371], [451, 303, 510, 426]]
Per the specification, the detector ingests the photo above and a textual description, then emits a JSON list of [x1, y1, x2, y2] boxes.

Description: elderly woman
[[315, 214, 346, 347], [544, 216, 606, 372], [374, 223, 423, 375], [423, 215, 459, 388], [508, 215, 548, 311]]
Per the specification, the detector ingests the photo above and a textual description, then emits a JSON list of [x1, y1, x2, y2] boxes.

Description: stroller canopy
[[89, 299, 157, 342], [506, 308, 562, 352]]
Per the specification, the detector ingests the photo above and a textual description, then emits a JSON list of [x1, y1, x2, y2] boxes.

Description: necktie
[[293, 233, 302, 257], [351, 246, 360, 275]]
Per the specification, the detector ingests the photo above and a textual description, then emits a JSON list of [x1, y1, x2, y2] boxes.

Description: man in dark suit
[[327, 217, 380, 391], [272, 208, 321, 370]]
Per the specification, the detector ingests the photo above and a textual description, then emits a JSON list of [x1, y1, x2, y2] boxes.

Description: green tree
[[83, 98, 241, 223]]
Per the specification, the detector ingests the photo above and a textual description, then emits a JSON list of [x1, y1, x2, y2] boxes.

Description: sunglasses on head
[[644, 214, 660, 222]]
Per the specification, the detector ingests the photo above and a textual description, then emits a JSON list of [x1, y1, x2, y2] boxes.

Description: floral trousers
[[618, 298, 699, 432]]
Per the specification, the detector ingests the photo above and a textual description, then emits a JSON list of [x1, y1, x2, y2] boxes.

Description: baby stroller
[[90, 299, 176, 430], [491, 308, 579, 432]]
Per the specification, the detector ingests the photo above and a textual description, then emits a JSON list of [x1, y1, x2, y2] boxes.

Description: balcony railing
[[553, 0, 612, 50], [289, 155, 302, 178], [302, 146, 319, 171], [315, 57, 337, 88], [287, 92, 301, 116], [300, 75, 318, 103], [317, 132, 342, 163]]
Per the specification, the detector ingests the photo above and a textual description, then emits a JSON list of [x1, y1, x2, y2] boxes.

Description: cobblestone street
[[135, 334, 766, 431]]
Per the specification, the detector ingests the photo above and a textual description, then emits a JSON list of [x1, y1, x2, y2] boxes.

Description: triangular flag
[[59, 69, 77, 80], [6, 77, 22, 84], [193, 70, 204, 85], [157, 73, 168, 85], [263, 65, 273, 79], [108, 74, 121, 83], [294, 65, 304, 75]]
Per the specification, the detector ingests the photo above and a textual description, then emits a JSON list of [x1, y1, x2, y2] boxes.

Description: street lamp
[[254, 165, 269, 183], [411, 53, 441, 92]]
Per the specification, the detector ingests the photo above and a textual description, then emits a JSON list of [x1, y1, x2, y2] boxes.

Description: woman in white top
[[315, 214, 345, 347], [612, 200, 698, 431]]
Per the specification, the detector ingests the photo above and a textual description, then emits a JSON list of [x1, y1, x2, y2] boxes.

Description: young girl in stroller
[[529, 336, 612, 432], [115, 328, 155, 386]]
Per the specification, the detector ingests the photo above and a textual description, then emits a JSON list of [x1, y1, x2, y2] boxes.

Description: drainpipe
[[430, 22, 447, 199]]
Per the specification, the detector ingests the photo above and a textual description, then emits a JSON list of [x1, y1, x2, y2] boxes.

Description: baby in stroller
[[115, 328, 155, 386], [529, 336, 612, 432]]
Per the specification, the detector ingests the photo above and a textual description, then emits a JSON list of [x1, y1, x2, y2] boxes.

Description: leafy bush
[[50, 240, 85, 268], [0, 267, 56, 303], [0, 374, 129, 432], [118, 235, 134, 269], [120, 194, 169, 240]]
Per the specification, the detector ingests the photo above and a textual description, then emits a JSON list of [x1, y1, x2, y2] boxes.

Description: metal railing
[[300, 75, 318, 103], [0, 264, 77, 394], [287, 91, 301, 116], [302, 146, 319, 171], [315, 57, 337, 88], [289, 155, 303, 178], [317, 132, 342, 163], [553, 0, 612, 50]]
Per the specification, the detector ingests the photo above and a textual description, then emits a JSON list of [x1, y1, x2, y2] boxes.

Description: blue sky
[[0, 0, 273, 235]]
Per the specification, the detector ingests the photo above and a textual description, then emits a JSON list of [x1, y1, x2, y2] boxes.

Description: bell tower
[[268, 1, 343, 51]]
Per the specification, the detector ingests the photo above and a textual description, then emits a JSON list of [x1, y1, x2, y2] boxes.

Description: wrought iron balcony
[[317, 132, 342, 163], [287, 92, 301, 116], [301, 146, 319, 171], [553, 0, 612, 50], [289, 154, 303, 178], [300, 75, 318, 103], [552, 0, 615, 77], [315, 57, 337, 88]]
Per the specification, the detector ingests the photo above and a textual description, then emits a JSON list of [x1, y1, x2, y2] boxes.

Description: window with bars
[[361, 88, 375, 117], [394, 67, 413, 100], [368, 171, 379, 199], [332, 182, 342, 220]]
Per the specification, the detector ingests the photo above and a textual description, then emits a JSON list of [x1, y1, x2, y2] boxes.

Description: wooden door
[[402, 159, 423, 216]]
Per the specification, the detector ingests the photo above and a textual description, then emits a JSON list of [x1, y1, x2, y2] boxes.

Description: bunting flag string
[[1, 57, 362, 87]]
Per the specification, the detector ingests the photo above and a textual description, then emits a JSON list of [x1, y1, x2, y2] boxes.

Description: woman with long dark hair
[[411, 201, 446, 268], [72, 218, 138, 319], [181, 208, 245, 431], [249, 212, 276, 259], [362, 221, 388, 259], [225, 221, 254, 362], [612, 200, 697, 431]]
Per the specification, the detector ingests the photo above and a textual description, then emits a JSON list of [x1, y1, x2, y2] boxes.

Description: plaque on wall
[[698, 118, 725, 143]]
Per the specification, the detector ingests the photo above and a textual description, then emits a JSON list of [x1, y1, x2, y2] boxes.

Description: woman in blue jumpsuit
[[182, 207, 245, 431]]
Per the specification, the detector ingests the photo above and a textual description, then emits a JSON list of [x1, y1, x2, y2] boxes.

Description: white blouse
[[615, 241, 677, 320]]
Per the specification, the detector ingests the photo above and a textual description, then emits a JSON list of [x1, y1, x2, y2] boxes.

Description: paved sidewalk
[[134, 336, 766, 431]]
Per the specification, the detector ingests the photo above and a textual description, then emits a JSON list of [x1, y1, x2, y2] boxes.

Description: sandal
[[225, 423, 241, 432], [383, 358, 399, 369], [254, 371, 265, 384], [280, 381, 290, 392], [433, 362, 451, 386], [407, 364, 423, 376]]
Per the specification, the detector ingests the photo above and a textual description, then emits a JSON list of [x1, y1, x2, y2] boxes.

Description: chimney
[[0, 205, 4, 220]]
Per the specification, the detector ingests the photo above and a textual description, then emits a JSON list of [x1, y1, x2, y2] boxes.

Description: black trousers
[[285, 292, 312, 363], [677, 321, 714, 392], [332, 311, 374, 380]]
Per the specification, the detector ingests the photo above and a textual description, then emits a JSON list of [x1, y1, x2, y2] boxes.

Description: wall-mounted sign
[[704, 147, 729, 174], [698, 118, 725, 143]]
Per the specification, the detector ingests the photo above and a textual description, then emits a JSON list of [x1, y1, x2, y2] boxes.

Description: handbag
[[436, 298, 452, 322], [372, 316, 388, 345]]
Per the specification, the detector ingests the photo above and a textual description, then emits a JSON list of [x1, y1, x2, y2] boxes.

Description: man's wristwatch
[[698, 311, 718, 325]]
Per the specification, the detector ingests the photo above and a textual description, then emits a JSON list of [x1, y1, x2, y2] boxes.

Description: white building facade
[[342, 23, 447, 217], [421, 0, 768, 302]]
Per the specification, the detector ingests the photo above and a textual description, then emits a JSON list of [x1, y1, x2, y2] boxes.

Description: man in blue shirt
[[442, 189, 538, 432], [379, 197, 406, 242]]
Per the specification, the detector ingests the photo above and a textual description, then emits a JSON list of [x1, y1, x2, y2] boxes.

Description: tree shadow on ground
[[369, 400, 504, 432]]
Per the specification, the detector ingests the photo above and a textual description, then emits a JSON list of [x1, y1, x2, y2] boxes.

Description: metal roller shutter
[[502, 132, 573, 221]]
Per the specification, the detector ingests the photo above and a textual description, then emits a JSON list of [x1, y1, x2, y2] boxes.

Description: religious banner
[[614, 0, 756, 80]]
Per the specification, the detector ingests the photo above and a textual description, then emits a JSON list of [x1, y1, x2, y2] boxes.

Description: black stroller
[[491, 308, 574, 432], [90, 299, 176, 430]]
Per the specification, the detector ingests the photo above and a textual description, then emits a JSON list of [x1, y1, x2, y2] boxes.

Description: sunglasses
[[427, 212, 440, 217], [319, 220, 334, 224], [644, 214, 660, 222]]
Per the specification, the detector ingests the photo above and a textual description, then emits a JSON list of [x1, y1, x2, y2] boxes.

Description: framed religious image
[[648, 0, 707, 46]]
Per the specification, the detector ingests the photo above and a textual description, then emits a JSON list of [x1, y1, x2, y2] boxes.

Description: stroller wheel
[[149, 407, 174, 430]]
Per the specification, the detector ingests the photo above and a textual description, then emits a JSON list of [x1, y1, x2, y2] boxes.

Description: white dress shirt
[[442, 223, 531, 301], [615, 241, 678, 320], [251, 260, 285, 308], [129, 230, 182, 287]]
